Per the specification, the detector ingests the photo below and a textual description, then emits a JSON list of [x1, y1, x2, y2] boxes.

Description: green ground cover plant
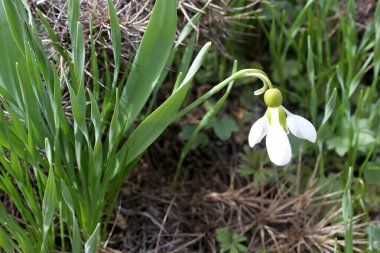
[[0, 0, 207, 251]]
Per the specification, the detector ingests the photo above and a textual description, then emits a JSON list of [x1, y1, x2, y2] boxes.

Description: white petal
[[287, 114, 317, 143], [248, 115, 268, 147], [266, 126, 292, 166]]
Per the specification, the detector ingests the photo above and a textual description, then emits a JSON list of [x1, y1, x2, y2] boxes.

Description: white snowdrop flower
[[248, 88, 317, 166]]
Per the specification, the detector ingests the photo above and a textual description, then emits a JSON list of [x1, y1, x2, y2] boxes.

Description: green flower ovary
[[264, 88, 283, 107]]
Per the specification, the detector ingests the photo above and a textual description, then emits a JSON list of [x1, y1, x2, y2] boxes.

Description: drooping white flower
[[248, 88, 317, 166]]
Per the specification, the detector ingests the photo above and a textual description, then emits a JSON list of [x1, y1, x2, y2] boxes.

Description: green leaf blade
[[41, 169, 57, 252], [118, 0, 177, 132], [85, 223, 100, 253], [120, 42, 211, 167]]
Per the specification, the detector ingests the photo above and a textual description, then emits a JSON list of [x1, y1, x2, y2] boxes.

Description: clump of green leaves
[[238, 146, 276, 186], [0, 0, 273, 251], [216, 228, 248, 253], [0, 0, 212, 251], [209, 115, 239, 141]]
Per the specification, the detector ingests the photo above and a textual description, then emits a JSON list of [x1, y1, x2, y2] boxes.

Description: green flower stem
[[175, 68, 273, 120]]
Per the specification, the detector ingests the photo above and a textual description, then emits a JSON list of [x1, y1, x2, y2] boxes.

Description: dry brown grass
[[28, 0, 261, 62], [99, 138, 367, 252]]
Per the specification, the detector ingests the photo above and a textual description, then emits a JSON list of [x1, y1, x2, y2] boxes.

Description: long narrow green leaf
[[0, 202, 34, 252], [85, 223, 100, 253], [0, 226, 15, 253], [0, 0, 25, 105], [68, 0, 80, 47], [371, 0, 380, 89], [1, 0, 53, 150], [61, 180, 81, 253], [152, 0, 211, 99], [336, 66, 350, 115], [342, 167, 353, 253], [60, 180, 74, 214], [321, 88, 337, 125], [107, 0, 121, 77], [178, 34, 197, 79], [289, 0, 314, 39], [74, 22, 85, 86], [2, 0, 25, 53], [0, 173, 37, 234], [1, 100, 28, 147], [88, 90, 103, 181], [120, 42, 211, 167], [23, 42, 53, 142], [88, 91, 101, 143], [307, 36, 317, 124], [66, 80, 89, 142], [35, 8, 70, 62], [348, 54, 373, 97], [9, 149, 42, 227], [118, 0, 177, 132], [174, 60, 238, 183], [89, 18, 100, 100], [41, 164, 57, 252], [146, 0, 210, 115], [108, 88, 120, 155]]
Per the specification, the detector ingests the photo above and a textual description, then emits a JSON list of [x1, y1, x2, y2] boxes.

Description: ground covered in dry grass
[[99, 126, 367, 253]]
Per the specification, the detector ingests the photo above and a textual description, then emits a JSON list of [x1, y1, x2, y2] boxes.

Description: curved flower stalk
[[175, 68, 316, 166], [175, 69, 274, 120], [248, 88, 317, 166]]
